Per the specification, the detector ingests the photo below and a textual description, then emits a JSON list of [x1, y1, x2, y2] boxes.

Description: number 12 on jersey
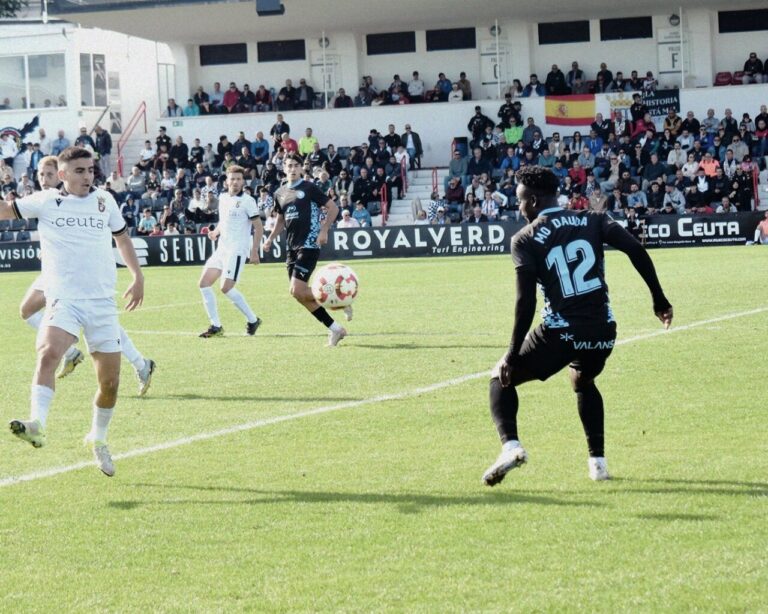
[[545, 239, 602, 297]]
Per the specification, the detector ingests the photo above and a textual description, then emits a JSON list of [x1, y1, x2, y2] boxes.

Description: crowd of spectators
[[422, 99, 767, 227], [0, 115, 428, 238]]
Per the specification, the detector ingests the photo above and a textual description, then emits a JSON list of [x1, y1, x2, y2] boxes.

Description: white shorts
[[204, 248, 248, 282], [40, 297, 121, 354], [31, 274, 46, 293]]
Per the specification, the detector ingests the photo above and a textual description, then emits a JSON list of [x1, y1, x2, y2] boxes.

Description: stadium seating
[[731, 71, 745, 85], [0, 231, 15, 242], [713, 72, 733, 86], [0, 220, 9, 231]]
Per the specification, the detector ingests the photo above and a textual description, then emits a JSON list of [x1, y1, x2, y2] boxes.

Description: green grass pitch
[[0, 246, 766, 612]]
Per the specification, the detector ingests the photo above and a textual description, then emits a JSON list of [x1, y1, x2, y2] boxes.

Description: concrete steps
[[383, 167, 450, 226]]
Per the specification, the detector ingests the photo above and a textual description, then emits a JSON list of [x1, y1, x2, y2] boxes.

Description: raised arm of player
[[604, 223, 673, 329], [262, 212, 284, 252], [249, 216, 263, 265], [114, 232, 145, 311], [0, 199, 19, 220], [318, 198, 339, 247]]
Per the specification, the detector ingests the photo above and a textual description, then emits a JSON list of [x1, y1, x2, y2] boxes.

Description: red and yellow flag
[[544, 94, 595, 126]]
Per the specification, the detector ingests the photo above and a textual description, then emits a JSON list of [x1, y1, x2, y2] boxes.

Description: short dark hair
[[58, 146, 92, 166], [515, 165, 560, 196], [284, 152, 303, 165]]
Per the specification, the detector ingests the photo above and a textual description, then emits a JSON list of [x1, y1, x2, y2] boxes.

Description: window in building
[[366, 31, 417, 55], [537, 21, 590, 45], [199, 43, 248, 66]]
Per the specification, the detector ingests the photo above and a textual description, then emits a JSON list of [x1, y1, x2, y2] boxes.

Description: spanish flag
[[544, 94, 595, 126]]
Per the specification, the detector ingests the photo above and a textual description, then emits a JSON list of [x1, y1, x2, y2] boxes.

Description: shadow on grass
[[153, 393, 364, 403], [635, 512, 719, 522], [110, 483, 605, 512], [610, 477, 768, 498], [352, 343, 499, 351]]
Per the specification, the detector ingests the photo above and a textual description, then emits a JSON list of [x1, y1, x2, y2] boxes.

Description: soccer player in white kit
[[198, 165, 264, 337], [18, 155, 155, 394], [0, 147, 145, 476]]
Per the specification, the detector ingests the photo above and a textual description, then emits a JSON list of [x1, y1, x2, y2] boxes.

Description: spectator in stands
[[298, 128, 318, 158], [596, 62, 613, 85], [577, 146, 595, 173], [593, 75, 610, 93], [720, 108, 739, 144], [433, 73, 453, 102], [194, 86, 210, 114], [522, 74, 545, 97], [664, 110, 682, 136], [570, 77, 588, 95], [609, 71, 630, 92], [407, 71, 425, 103], [208, 82, 225, 113], [333, 88, 353, 108], [729, 135, 749, 162], [589, 185, 608, 212], [294, 78, 315, 110], [743, 52, 764, 84], [457, 72, 472, 100], [163, 98, 183, 118], [468, 106, 494, 145], [336, 208, 359, 228], [545, 64, 568, 95], [183, 98, 200, 117], [642, 71, 658, 92], [120, 195, 138, 231], [565, 61, 584, 92], [235, 84, 254, 112], [136, 208, 158, 236], [401, 124, 423, 171], [701, 108, 719, 135], [49, 130, 69, 156], [667, 142, 686, 173], [222, 82, 241, 113], [126, 166, 146, 199], [699, 151, 721, 177], [447, 82, 464, 103], [277, 79, 296, 110], [252, 85, 271, 112], [521, 118, 541, 146], [352, 200, 372, 227], [679, 110, 699, 135], [354, 87, 372, 107]]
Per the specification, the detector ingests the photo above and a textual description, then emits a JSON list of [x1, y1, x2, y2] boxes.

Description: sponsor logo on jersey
[[573, 339, 615, 350], [97, 196, 106, 212], [53, 216, 106, 229], [295, 190, 305, 199], [55, 198, 63, 207]]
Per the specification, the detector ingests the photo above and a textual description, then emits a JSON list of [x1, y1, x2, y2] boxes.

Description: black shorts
[[286, 248, 320, 282], [519, 322, 617, 381]]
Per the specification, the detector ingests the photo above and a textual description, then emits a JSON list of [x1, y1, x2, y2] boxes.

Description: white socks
[[224, 288, 257, 323], [30, 384, 54, 428], [119, 327, 146, 371], [88, 405, 114, 443], [502, 439, 522, 452], [64, 345, 80, 360], [25, 312, 44, 330], [200, 286, 221, 327], [329, 322, 343, 333]]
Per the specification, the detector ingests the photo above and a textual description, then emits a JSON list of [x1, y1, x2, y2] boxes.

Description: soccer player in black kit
[[483, 166, 673, 485], [263, 153, 348, 346]]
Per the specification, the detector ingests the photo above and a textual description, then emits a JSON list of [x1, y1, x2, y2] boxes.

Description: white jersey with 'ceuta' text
[[14, 188, 127, 300], [216, 192, 259, 255]]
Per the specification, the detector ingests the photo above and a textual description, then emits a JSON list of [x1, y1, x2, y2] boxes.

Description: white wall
[[149, 82, 768, 170]]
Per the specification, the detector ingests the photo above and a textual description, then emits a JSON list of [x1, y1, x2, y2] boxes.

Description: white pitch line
[[2, 306, 766, 489]]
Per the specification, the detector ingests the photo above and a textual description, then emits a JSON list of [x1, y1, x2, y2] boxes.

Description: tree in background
[[0, 0, 29, 18]]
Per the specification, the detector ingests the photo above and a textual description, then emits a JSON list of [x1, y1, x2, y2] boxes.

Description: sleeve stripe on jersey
[[11, 202, 22, 220], [248, 214, 260, 220], [112, 224, 128, 237]]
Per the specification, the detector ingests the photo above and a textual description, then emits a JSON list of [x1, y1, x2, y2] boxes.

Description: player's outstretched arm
[[263, 214, 284, 252], [249, 217, 263, 264], [0, 200, 18, 220], [115, 232, 145, 311], [605, 223, 673, 329], [497, 269, 538, 386]]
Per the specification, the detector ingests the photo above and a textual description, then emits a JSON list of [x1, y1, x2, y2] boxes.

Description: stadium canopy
[[46, 0, 758, 44]]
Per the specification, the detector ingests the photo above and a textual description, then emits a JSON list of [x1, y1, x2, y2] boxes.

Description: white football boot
[[482, 443, 528, 487], [588, 456, 611, 481], [9, 419, 46, 448], [85, 436, 116, 477], [136, 359, 156, 397], [328, 326, 347, 347]]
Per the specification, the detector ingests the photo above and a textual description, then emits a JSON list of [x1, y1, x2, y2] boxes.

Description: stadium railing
[[400, 157, 408, 197], [117, 101, 148, 176], [432, 167, 438, 194], [380, 182, 389, 225]]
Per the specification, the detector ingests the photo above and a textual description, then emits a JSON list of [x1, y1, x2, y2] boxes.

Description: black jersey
[[273, 179, 328, 250], [511, 208, 624, 328]]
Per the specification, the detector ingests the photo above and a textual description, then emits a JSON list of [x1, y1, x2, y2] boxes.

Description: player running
[[0, 146, 145, 476], [19, 155, 155, 395], [263, 153, 349, 346], [198, 165, 264, 337], [482, 166, 673, 486]]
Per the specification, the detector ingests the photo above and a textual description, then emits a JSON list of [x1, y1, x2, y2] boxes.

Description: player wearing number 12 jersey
[[482, 166, 673, 486]]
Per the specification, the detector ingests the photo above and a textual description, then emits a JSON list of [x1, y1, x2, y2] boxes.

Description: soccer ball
[[311, 262, 359, 309]]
